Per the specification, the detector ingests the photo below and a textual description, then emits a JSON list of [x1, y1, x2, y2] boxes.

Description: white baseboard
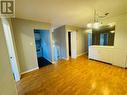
[[77, 52, 87, 57], [21, 67, 39, 75], [61, 57, 69, 60], [65, 57, 69, 60], [52, 61, 57, 64]]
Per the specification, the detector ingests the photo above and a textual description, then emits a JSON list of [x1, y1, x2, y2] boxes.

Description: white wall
[[102, 13, 127, 67], [0, 20, 18, 95], [87, 14, 127, 54], [89, 13, 127, 67], [102, 13, 127, 50], [40, 30, 52, 62], [11, 18, 51, 73]]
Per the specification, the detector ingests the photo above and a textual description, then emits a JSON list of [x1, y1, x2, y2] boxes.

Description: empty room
[[0, 0, 127, 95]]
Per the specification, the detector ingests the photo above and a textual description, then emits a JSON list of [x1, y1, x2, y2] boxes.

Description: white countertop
[[90, 45, 114, 48]]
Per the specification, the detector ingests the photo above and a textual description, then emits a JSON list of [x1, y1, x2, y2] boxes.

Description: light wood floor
[[17, 55, 127, 95]]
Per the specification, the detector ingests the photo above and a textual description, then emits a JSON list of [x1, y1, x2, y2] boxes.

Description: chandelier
[[87, 10, 109, 29]]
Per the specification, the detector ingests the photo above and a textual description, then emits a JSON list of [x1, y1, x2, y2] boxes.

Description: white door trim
[[2, 18, 20, 82], [66, 30, 77, 59]]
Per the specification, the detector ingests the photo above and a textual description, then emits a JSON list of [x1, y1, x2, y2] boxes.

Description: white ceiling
[[16, 0, 127, 28]]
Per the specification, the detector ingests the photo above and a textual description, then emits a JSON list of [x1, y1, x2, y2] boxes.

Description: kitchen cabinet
[[89, 46, 127, 68]]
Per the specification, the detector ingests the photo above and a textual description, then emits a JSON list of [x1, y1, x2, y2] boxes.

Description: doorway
[[34, 29, 52, 68], [67, 31, 77, 59], [68, 32, 71, 57]]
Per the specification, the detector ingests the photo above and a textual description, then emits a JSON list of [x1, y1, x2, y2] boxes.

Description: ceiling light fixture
[[93, 22, 101, 29], [110, 30, 115, 33], [87, 23, 92, 28], [87, 10, 109, 29], [108, 22, 115, 27]]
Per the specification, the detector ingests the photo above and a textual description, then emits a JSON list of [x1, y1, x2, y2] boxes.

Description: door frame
[[33, 29, 53, 65], [1, 18, 20, 82], [66, 30, 77, 60]]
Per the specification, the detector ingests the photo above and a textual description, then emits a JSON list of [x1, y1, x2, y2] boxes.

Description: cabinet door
[[98, 48, 112, 63], [89, 47, 98, 59], [112, 50, 126, 67], [89, 47, 94, 59]]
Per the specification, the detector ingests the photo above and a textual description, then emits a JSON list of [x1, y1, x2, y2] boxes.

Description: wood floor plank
[[17, 55, 127, 95]]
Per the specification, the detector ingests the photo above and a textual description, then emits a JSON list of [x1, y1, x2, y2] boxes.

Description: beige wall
[[53, 25, 88, 60], [11, 18, 51, 73], [102, 13, 127, 50], [65, 25, 88, 57], [53, 25, 67, 59], [0, 20, 18, 95]]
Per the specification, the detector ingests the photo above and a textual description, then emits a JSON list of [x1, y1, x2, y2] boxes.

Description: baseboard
[[21, 67, 39, 75], [77, 52, 87, 57], [52, 61, 57, 64], [65, 57, 69, 60], [61, 57, 69, 60]]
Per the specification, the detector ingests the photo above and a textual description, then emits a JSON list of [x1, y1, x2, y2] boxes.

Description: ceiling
[[15, 0, 127, 28]]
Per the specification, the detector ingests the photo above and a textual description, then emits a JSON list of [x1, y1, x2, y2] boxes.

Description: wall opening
[[34, 29, 52, 68], [68, 32, 71, 57]]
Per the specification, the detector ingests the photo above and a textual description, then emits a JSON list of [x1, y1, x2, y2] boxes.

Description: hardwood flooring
[[17, 55, 127, 95]]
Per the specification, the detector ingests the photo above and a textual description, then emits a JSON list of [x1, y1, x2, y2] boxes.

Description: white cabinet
[[89, 46, 127, 68], [89, 46, 113, 64], [112, 49, 126, 67], [98, 48, 113, 63]]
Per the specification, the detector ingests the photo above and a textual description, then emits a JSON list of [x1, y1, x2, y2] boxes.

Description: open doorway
[[67, 31, 77, 59], [68, 32, 71, 57], [34, 29, 52, 68]]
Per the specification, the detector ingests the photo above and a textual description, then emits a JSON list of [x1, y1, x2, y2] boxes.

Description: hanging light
[[87, 22, 101, 29], [87, 23, 92, 28], [86, 10, 109, 29], [110, 31, 115, 33], [93, 22, 101, 29], [108, 22, 115, 27]]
